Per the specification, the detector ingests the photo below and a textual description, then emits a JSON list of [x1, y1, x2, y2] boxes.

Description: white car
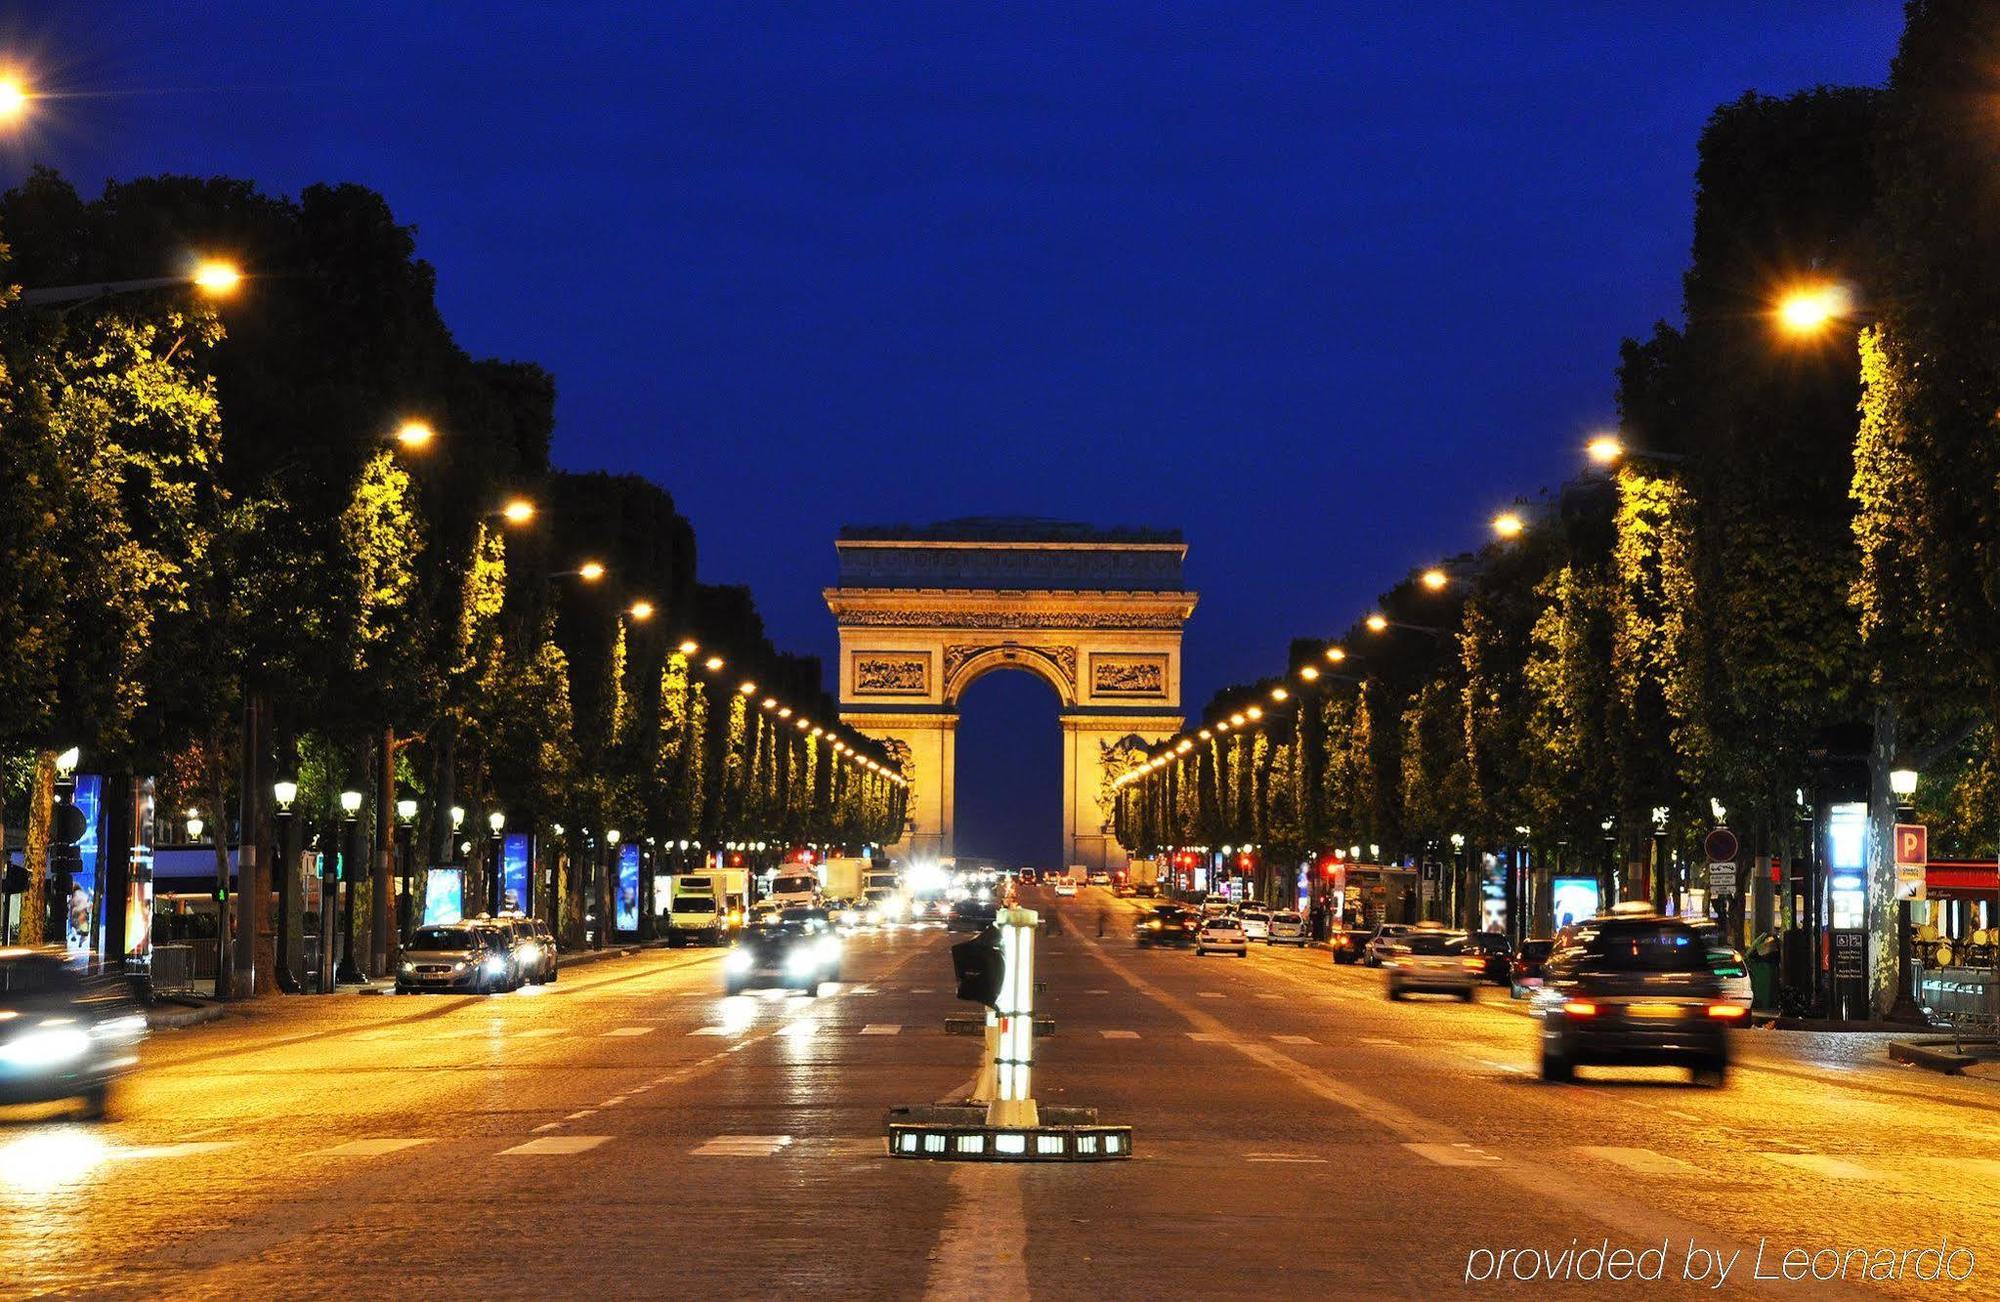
[[1240, 908, 1271, 941], [1052, 880, 1079, 897], [1195, 916, 1248, 957], [1266, 910, 1308, 946], [1087, 871, 1111, 887], [1383, 928, 1478, 1001], [1363, 924, 1415, 967]]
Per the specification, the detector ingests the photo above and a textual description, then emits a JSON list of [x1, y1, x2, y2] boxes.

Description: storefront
[[1911, 859, 2000, 1023]]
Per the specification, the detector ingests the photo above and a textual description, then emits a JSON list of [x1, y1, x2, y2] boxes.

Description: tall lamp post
[[273, 780, 303, 992], [395, 798, 418, 943], [334, 789, 364, 985], [603, 829, 621, 948], [1888, 767, 1924, 1023], [487, 810, 506, 915]]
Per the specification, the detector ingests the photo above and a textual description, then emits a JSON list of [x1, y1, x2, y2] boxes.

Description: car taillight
[[1562, 999, 1598, 1017], [1706, 1003, 1747, 1020]]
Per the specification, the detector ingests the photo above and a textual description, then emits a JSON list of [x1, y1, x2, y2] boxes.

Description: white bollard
[[986, 904, 1039, 1128]]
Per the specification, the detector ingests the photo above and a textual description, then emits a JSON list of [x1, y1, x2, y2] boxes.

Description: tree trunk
[[18, 749, 57, 946], [211, 725, 234, 998], [1867, 700, 1899, 1020], [372, 726, 394, 975]]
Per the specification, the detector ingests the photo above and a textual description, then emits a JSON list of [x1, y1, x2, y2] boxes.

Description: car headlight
[[819, 938, 841, 962], [786, 949, 819, 975], [399, 961, 415, 974], [483, 956, 508, 976], [451, 960, 468, 972], [724, 950, 753, 973], [519, 943, 540, 963], [0, 1025, 92, 1069]]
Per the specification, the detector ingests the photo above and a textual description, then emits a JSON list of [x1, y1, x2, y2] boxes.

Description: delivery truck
[[667, 868, 747, 945]]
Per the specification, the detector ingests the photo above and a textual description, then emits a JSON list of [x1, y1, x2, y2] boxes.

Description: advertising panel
[[1550, 876, 1600, 931], [124, 778, 156, 963], [422, 868, 464, 926], [616, 843, 641, 932], [69, 774, 103, 955], [501, 833, 532, 913]]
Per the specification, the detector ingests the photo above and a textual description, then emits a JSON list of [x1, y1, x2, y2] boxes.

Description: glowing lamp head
[[1776, 282, 1853, 336], [1586, 434, 1623, 466], [739, 681, 757, 695], [627, 600, 655, 622], [339, 790, 363, 816], [704, 655, 724, 671], [0, 75, 29, 124], [1270, 686, 1288, 702], [577, 560, 606, 583], [501, 498, 536, 525], [1420, 568, 1447, 592], [394, 420, 436, 450], [396, 797, 419, 821], [191, 260, 243, 298], [1492, 511, 1525, 540], [1325, 645, 1347, 663], [1889, 768, 1919, 799], [1365, 613, 1389, 633], [272, 779, 299, 808], [1298, 664, 1320, 681], [487, 810, 505, 833]]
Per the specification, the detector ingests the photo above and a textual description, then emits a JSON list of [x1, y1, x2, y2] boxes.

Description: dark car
[[947, 898, 999, 933], [1460, 930, 1512, 985], [1135, 904, 1198, 948], [0, 947, 146, 1119], [723, 919, 841, 996], [1510, 938, 1556, 995], [1537, 915, 1744, 1086], [397, 923, 518, 993], [1328, 927, 1372, 964]]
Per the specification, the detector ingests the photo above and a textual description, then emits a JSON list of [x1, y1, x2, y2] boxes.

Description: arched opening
[[953, 669, 1063, 870]]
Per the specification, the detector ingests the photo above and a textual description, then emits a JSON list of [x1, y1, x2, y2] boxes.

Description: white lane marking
[[1405, 1142, 1500, 1167], [1100, 1029, 1140, 1039], [911, 987, 935, 994], [1273, 1034, 1315, 1045], [860, 1024, 902, 1035], [514, 1027, 563, 1038], [604, 1026, 654, 1037], [1474, 1058, 1524, 1074], [1359, 1036, 1403, 1047], [1577, 1146, 1710, 1177], [531, 1122, 565, 1133], [1197, 992, 1224, 999], [693, 1134, 794, 1157], [116, 1142, 238, 1160], [498, 1136, 610, 1156], [315, 1138, 433, 1157], [1665, 1109, 1700, 1122], [1087, 989, 1110, 995], [1255, 993, 1282, 1001], [564, 1110, 597, 1121], [777, 1021, 819, 1038], [1246, 1153, 1328, 1164], [1761, 1153, 1880, 1181], [848, 984, 876, 995], [1187, 1032, 1226, 1042], [598, 1097, 627, 1108], [690, 1026, 734, 1036]]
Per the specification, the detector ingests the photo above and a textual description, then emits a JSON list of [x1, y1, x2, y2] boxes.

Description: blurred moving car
[[1690, 922, 1754, 1009], [1087, 871, 1112, 887], [1052, 879, 1079, 897], [1328, 928, 1371, 964], [1265, 910, 1308, 946], [1136, 904, 1198, 948], [1510, 938, 1555, 997], [1460, 931, 1512, 985], [1537, 914, 1742, 1085], [723, 914, 842, 996], [1362, 924, 1415, 967], [1383, 927, 1479, 1001], [398, 922, 519, 994], [948, 898, 999, 933], [0, 948, 145, 1120], [1240, 908, 1271, 941], [1195, 915, 1248, 957]]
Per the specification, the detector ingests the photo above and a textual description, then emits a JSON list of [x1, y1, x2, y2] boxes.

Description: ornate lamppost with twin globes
[[332, 789, 364, 988], [487, 810, 507, 915]]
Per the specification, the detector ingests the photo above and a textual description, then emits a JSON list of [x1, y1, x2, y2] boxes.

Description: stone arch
[[942, 643, 1076, 708]]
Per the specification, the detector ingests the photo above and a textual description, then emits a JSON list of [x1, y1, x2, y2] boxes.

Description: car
[[1195, 915, 1249, 957], [1087, 871, 1112, 887], [947, 897, 999, 933], [723, 917, 842, 996], [1112, 881, 1136, 898], [1136, 904, 1199, 948], [1328, 927, 1371, 963], [479, 916, 541, 987], [1362, 924, 1416, 967], [1536, 914, 1742, 1085], [0, 947, 146, 1120], [397, 922, 518, 994], [1017, 870, 1038, 885], [861, 887, 903, 926], [1240, 908, 1271, 941], [495, 913, 559, 984], [1689, 922, 1754, 1010], [1265, 909, 1308, 946], [1459, 930, 1512, 985], [1052, 880, 1079, 897], [1510, 938, 1555, 997], [1382, 928, 1479, 1000]]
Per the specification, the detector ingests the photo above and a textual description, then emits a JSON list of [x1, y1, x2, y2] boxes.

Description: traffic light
[[951, 925, 1004, 1008]]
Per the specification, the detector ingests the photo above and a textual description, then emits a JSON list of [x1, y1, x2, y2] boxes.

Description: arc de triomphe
[[826, 518, 1196, 873]]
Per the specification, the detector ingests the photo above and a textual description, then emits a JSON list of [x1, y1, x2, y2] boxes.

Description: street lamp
[[0, 73, 30, 125], [333, 790, 364, 988], [185, 810, 204, 843], [577, 560, 606, 583], [1491, 511, 1525, 540], [499, 497, 536, 525], [393, 419, 436, 450], [1419, 568, 1448, 592], [1889, 768, 1918, 801], [1586, 432, 1684, 467], [1775, 282, 1855, 338], [627, 600, 655, 622], [191, 260, 243, 297], [340, 790, 363, 816], [273, 780, 298, 810]]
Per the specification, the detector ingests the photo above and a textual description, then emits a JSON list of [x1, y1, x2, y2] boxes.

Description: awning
[[1926, 860, 1997, 899]]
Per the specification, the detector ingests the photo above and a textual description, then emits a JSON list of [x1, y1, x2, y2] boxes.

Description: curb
[[1888, 1039, 1985, 1074], [146, 1000, 228, 1031]]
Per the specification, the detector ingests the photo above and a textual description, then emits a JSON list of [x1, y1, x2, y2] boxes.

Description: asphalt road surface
[[3, 886, 1995, 1299]]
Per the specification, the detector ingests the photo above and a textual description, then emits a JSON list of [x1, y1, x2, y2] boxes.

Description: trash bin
[[1748, 930, 1779, 1014]]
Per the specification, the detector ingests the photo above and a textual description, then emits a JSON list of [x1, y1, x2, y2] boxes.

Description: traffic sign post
[[1894, 823, 1928, 902]]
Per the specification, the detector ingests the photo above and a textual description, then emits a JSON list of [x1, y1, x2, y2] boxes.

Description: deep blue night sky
[[4, 4, 1903, 865]]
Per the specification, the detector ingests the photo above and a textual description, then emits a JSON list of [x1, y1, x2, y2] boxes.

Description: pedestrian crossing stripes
[[1577, 1146, 1706, 1177], [316, 1138, 433, 1157], [498, 1136, 610, 1156], [1761, 1153, 1879, 1181], [694, 1134, 793, 1157], [1404, 1142, 1500, 1167], [859, 1024, 901, 1035], [1100, 1029, 1141, 1039], [603, 1026, 655, 1037], [1272, 1034, 1316, 1045]]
